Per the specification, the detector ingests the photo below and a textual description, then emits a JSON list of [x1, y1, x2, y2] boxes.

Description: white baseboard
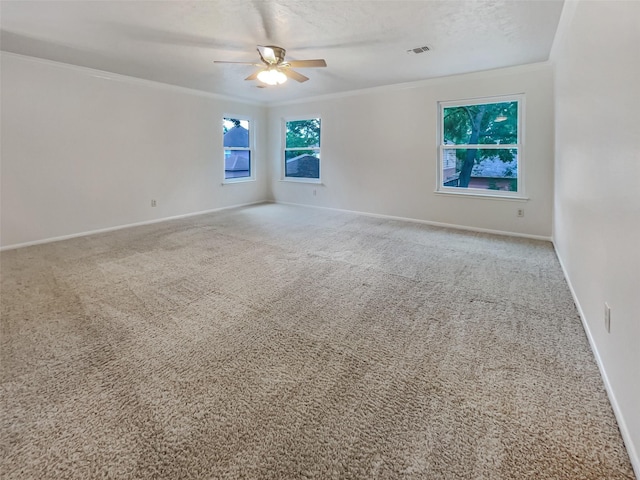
[[273, 201, 552, 242], [552, 242, 640, 479], [0, 201, 267, 251]]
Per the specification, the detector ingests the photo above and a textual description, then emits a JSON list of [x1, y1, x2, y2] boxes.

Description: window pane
[[223, 118, 250, 148], [286, 119, 321, 148], [443, 102, 517, 145], [224, 150, 251, 179], [442, 148, 518, 192], [285, 150, 320, 179]]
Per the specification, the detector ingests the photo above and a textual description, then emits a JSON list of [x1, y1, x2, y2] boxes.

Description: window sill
[[222, 178, 256, 185], [434, 190, 529, 201], [279, 178, 324, 185]]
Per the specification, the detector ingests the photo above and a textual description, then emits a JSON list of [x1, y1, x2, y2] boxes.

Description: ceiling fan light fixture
[[217, 45, 325, 84], [257, 68, 287, 85]]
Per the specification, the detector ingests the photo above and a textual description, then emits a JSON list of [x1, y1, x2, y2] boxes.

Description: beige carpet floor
[[0, 203, 635, 479]]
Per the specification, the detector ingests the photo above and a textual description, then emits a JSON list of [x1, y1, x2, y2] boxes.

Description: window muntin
[[284, 118, 321, 180], [223, 117, 252, 181], [438, 96, 523, 196]]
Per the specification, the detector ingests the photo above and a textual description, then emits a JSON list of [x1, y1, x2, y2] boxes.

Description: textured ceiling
[[0, 1, 564, 104]]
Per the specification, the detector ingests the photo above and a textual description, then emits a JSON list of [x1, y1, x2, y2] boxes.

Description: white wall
[[0, 53, 268, 248], [0, 54, 554, 245], [268, 64, 554, 238], [551, 0, 640, 475]]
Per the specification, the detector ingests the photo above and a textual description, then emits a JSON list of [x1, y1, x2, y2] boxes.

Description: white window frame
[[282, 116, 322, 184], [222, 115, 255, 184], [436, 94, 525, 199]]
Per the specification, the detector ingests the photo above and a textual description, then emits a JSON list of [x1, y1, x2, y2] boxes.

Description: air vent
[[407, 45, 430, 54]]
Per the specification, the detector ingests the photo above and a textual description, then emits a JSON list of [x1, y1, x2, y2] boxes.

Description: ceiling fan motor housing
[[263, 45, 287, 65]]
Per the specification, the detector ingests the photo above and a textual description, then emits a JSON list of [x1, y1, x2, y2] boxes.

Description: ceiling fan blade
[[111, 23, 247, 51], [253, 0, 275, 41], [245, 70, 261, 81], [287, 59, 327, 68], [283, 69, 309, 83]]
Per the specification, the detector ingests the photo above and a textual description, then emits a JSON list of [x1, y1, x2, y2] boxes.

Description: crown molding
[[269, 61, 553, 107], [0, 51, 268, 107], [2, 50, 552, 109]]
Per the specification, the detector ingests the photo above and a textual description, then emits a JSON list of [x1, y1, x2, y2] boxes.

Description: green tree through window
[[284, 118, 321, 180], [440, 97, 522, 195]]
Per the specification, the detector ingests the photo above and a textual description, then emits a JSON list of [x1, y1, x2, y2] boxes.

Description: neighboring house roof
[[223, 126, 249, 148], [286, 154, 319, 177]]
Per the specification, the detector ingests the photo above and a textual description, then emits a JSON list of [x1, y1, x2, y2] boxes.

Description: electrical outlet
[[151, 199, 157, 207], [517, 208, 524, 217], [313, 189, 317, 196], [604, 303, 611, 333]]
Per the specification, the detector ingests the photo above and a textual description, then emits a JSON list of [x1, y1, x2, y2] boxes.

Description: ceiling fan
[[214, 45, 327, 85]]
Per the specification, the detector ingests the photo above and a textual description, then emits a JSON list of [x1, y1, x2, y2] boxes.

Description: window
[[438, 95, 523, 196], [284, 118, 321, 181], [223, 117, 252, 181]]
